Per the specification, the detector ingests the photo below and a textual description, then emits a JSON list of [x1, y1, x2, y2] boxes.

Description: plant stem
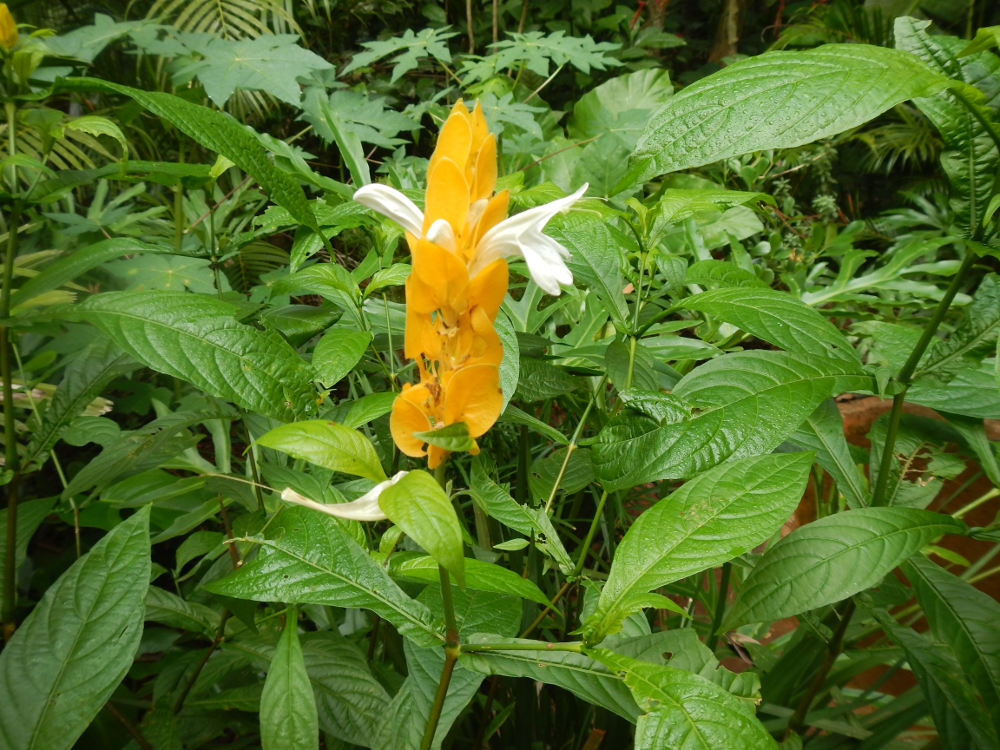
[[573, 489, 609, 577], [871, 251, 977, 506], [785, 600, 855, 739], [420, 466, 461, 750], [1, 197, 21, 632], [706, 562, 732, 653], [951, 487, 999, 520], [464, 640, 584, 653]]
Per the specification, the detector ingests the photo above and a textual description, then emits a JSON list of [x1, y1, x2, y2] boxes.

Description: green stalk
[[573, 489, 609, 577], [420, 464, 460, 750], [871, 251, 978, 506], [706, 562, 732, 653], [1, 193, 21, 631], [784, 600, 855, 739]]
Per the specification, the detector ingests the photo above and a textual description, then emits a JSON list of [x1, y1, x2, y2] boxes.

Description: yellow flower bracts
[[355, 100, 587, 467]]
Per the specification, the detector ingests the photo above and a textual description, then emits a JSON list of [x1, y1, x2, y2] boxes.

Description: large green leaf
[[677, 287, 859, 363], [77, 290, 315, 421], [232, 631, 391, 747], [379, 470, 464, 587], [57, 77, 322, 237], [0, 507, 150, 750], [594, 350, 865, 489], [903, 556, 1000, 732], [205, 506, 441, 647], [584, 453, 812, 643], [175, 34, 332, 106], [389, 553, 549, 605], [787, 399, 869, 509], [909, 360, 1000, 419], [590, 650, 776, 750], [256, 420, 386, 481], [895, 18, 1000, 234], [631, 43, 952, 180], [550, 216, 631, 327], [881, 620, 999, 749], [261, 612, 318, 750], [724, 508, 966, 627], [301, 633, 391, 746], [461, 637, 639, 720], [10, 238, 171, 310]]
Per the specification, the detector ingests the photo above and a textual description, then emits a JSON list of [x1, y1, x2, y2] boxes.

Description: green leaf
[[42, 13, 146, 63], [895, 18, 1000, 234], [585, 453, 812, 642], [301, 633, 391, 745], [341, 27, 458, 82], [144, 586, 219, 637], [632, 43, 953, 180], [462, 637, 639, 720], [57, 77, 322, 238], [0, 507, 150, 750], [300, 88, 417, 150], [880, 618, 999, 749], [909, 359, 1000, 418], [413, 421, 477, 453], [469, 460, 574, 573], [903, 556, 1000, 731], [488, 30, 620, 77], [787, 399, 868, 509], [62, 410, 216, 498], [550, 216, 631, 327], [590, 650, 776, 750], [175, 35, 332, 106], [594, 351, 865, 489], [11, 238, 171, 310], [685, 259, 768, 289], [22, 338, 134, 472], [724, 508, 967, 627], [390, 553, 549, 605], [257, 420, 385, 481], [261, 611, 318, 750], [677, 287, 859, 363], [206, 506, 441, 647], [76, 290, 315, 422], [379, 470, 465, 587], [960, 25, 1000, 55], [915, 274, 1000, 380], [312, 327, 372, 386]]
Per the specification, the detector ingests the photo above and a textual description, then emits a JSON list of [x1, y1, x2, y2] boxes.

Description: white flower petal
[[425, 218, 456, 251], [474, 183, 588, 294], [280, 471, 408, 522], [354, 184, 424, 237]]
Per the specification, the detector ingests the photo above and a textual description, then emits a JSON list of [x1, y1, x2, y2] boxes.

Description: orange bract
[[390, 100, 509, 467]]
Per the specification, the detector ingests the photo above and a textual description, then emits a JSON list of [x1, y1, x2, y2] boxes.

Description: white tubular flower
[[473, 184, 589, 295], [354, 184, 424, 237], [280, 471, 408, 522], [353, 182, 588, 296]]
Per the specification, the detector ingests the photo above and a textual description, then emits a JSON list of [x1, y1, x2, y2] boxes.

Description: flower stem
[[870, 250, 977, 506], [420, 465, 461, 750]]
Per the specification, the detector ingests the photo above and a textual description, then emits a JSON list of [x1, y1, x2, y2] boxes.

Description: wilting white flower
[[280, 471, 408, 522], [353, 182, 588, 296]]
